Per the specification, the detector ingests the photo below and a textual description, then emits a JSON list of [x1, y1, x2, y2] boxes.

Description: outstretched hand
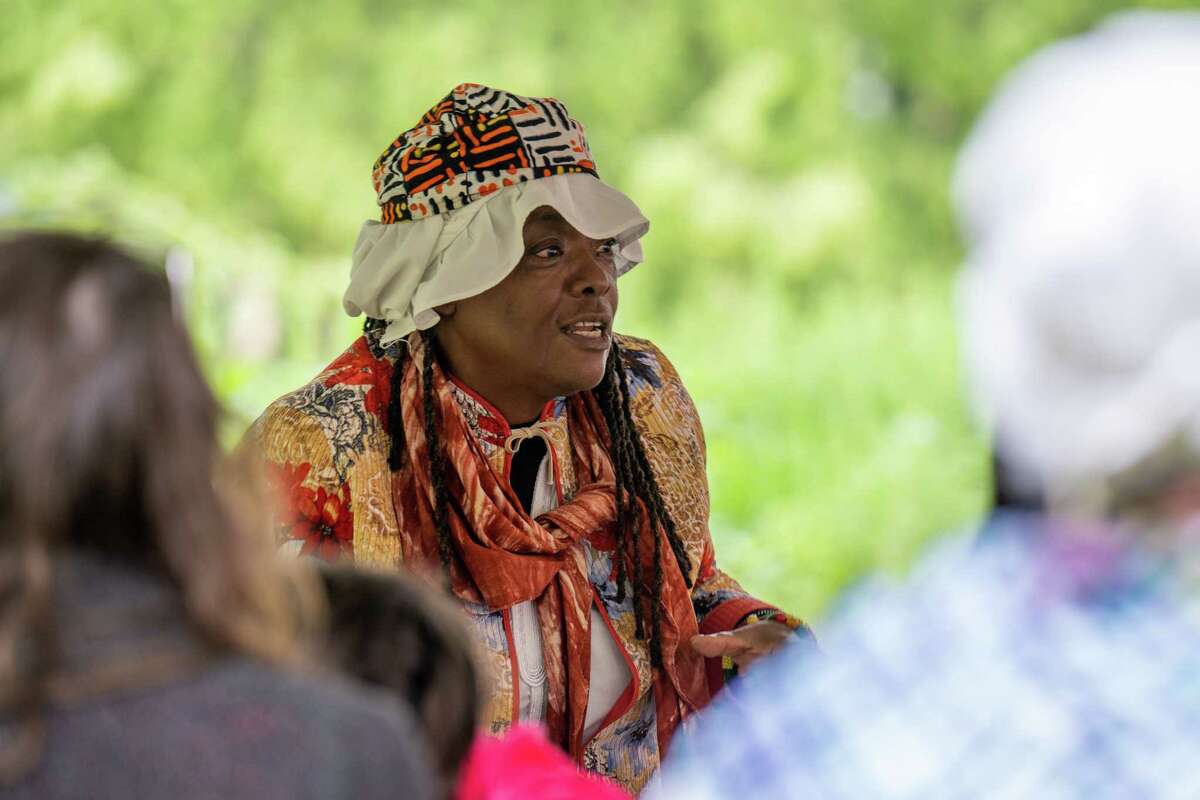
[[689, 620, 794, 671]]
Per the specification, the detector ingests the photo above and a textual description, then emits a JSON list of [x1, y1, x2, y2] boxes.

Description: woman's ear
[[434, 302, 457, 318]]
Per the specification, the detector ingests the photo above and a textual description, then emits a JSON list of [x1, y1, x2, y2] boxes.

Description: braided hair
[[365, 318, 692, 668]]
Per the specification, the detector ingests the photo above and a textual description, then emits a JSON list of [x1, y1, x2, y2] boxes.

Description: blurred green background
[[3, 0, 1193, 618]]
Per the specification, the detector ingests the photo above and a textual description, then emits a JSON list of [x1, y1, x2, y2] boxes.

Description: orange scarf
[[390, 335, 708, 756]]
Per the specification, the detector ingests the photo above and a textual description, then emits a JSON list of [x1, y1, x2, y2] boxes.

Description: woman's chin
[[554, 360, 608, 397]]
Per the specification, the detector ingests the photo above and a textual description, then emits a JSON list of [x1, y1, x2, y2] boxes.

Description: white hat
[[955, 11, 1200, 497], [343, 172, 647, 346]]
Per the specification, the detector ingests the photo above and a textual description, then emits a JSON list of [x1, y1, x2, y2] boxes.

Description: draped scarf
[[389, 335, 708, 757]]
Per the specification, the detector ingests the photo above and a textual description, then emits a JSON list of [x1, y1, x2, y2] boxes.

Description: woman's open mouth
[[560, 319, 611, 350]]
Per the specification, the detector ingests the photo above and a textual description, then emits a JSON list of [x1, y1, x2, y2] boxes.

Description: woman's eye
[[533, 244, 562, 259], [598, 239, 618, 255]]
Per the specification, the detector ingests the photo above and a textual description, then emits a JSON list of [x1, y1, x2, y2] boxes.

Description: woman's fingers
[[691, 622, 794, 671], [689, 632, 752, 658]]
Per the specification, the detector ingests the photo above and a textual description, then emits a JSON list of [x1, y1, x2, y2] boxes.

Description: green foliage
[[4, 0, 1192, 615]]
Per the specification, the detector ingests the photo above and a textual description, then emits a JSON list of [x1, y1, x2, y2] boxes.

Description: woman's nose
[[568, 248, 614, 297]]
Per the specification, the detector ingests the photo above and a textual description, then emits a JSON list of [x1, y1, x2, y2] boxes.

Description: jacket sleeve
[[240, 393, 358, 563], [237, 338, 403, 568]]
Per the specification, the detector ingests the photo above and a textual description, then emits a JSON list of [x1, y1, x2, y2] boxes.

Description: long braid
[[387, 345, 409, 471], [364, 317, 411, 471], [600, 347, 648, 639], [369, 319, 451, 579], [614, 356, 693, 585], [618, 361, 690, 668], [611, 370, 652, 645], [362, 315, 388, 343], [387, 354, 406, 470], [611, 345, 693, 584], [593, 340, 694, 668], [595, 351, 633, 609], [419, 329, 456, 578]]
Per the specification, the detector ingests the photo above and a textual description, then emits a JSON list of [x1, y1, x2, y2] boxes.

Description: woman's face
[[433, 205, 620, 423]]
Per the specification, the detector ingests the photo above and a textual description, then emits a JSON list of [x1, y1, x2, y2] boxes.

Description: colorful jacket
[[245, 333, 791, 793]]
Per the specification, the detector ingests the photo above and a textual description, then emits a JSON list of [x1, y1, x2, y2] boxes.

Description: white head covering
[[343, 172, 647, 346], [955, 11, 1200, 498]]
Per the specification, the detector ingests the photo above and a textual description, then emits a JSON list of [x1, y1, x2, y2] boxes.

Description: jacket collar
[[446, 373, 565, 451]]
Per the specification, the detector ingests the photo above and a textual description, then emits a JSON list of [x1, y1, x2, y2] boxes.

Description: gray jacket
[[1, 554, 434, 800]]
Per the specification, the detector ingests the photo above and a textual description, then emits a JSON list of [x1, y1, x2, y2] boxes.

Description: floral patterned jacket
[[245, 333, 793, 794]]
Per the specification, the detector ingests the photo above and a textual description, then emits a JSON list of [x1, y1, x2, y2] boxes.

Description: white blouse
[[510, 452, 631, 741]]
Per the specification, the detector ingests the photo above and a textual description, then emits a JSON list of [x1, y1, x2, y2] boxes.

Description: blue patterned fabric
[[650, 512, 1200, 799]]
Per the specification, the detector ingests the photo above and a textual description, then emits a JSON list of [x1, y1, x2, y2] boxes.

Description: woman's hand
[[689, 621, 794, 671]]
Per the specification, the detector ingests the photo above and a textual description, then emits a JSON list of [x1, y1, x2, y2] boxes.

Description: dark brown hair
[[318, 564, 485, 794], [367, 320, 692, 669], [0, 232, 312, 777]]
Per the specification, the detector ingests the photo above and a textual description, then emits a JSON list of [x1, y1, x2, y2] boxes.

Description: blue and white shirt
[[650, 512, 1200, 800]]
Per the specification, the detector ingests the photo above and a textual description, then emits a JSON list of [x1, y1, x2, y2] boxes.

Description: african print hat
[[372, 83, 600, 223], [344, 84, 649, 345]]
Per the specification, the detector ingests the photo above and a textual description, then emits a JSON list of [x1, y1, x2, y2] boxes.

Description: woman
[[0, 232, 433, 799], [248, 84, 807, 793]]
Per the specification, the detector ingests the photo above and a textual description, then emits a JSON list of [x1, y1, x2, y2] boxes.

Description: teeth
[[566, 321, 605, 338]]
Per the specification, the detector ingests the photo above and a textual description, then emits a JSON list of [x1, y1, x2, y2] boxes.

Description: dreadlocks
[[592, 336, 694, 667], [365, 318, 693, 668], [418, 328, 457, 575], [364, 317, 409, 473]]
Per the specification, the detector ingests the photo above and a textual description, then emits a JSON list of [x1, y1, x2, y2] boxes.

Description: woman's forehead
[[523, 206, 590, 240], [525, 205, 566, 227]]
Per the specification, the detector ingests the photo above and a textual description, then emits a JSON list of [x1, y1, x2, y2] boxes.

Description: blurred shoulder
[[213, 658, 419, 733], [24, 656, 435, 800], [657, 521, 1200, 799], [198, 658, 436, 798]]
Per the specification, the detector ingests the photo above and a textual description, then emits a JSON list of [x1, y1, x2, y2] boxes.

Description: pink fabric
[[454, 725, 631, 800]]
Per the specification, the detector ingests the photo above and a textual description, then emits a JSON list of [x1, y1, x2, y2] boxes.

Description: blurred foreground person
[[319, 565, 483, 795], [246, 84, 805, 792], [0, 233, 434, 799], [650, 12, 1200, 799], [320, 566, 632, 799]]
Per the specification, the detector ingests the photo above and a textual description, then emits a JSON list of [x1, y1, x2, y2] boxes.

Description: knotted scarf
[[389, 335, 708, 756]]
